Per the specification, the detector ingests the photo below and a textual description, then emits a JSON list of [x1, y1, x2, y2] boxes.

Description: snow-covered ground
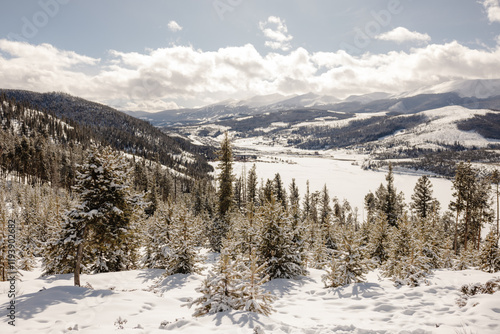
[[1, 258, 499, 333], [378, 106, 500, 149]]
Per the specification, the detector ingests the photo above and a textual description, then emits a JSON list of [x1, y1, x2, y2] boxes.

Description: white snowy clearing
[[1, 257, 499, 333]]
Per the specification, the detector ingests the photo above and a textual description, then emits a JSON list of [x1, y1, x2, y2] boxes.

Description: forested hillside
[[0, 93, 214, 202], [0, 90, 215, 179]]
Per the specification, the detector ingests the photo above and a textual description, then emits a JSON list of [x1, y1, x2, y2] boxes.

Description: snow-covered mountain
[[396, 79, 500, 99], [124, 79, 500, 126]]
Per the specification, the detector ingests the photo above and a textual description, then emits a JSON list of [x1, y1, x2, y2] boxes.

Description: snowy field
[[227, 149, 454, 220], [1, 257, 499, 333]]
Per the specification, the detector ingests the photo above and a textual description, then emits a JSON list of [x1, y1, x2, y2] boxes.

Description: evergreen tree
[[479, 227, 500, 273], [451, 162, 476, 252], [142, 204, 171, 269], [237, 249, 275, 315], [364, 191, 376, 225], [210, 132, 234, 252], [273, 173, 287, 208], [322, 226, 372, 287], [302, 180, 311, 221], [258, 196, 306, 279], [51, 145, 143, 286], [164, 202, 202, 275], [189, 249, 241, 317], [247, 164, 258, 207], [369, 212, 391, 265], [217, 132, 234, 217], [383, 214, 430, 286], [411, 175, 436, 219], [384, 163, 399, 227]]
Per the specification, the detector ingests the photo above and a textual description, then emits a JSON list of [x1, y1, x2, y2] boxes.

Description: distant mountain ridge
[[125, 79, 500, 126]]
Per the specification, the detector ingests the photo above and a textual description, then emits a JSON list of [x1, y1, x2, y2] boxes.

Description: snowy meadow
[[1, 257, 499, 333]]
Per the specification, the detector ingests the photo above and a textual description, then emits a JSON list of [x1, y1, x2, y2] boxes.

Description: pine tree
[[411, 175, 436, 219], [322, 226, 372, 288], [142, 202, 173, 269], [247, 164, 259, 207], [368, 212, 391, 265], [273, 173, 287, 209], [217, 132, 234, 217], [50, 145, 143, 286], [211, 132, 234, 252], [258, 196, 306, 279], [237, 249, 275, 315], [164, 202, 202, 275], [384, 163, 399, 227], [308, 219, 329, 269], [189, 248, 241, 317], [364, 191, 376, 225], [451, 162, 477, 252], [416, 213, 445, 270], [479, 227, 500, 273], [382, 214, 430, 286]]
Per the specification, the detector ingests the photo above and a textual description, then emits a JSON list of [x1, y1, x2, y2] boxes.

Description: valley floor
[[1, 255, 499, 334]]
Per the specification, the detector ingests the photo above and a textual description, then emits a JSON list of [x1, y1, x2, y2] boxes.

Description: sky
[[0, 0, 499, 112]]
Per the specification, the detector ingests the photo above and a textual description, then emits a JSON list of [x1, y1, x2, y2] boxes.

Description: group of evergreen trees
[[1, 129, 499, 318]]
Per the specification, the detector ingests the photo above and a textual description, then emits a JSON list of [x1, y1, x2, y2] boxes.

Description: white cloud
[[481, 0, 500, 23], [259, 16, 293, 51], [1, 39, 500, 112], [167, 20, 182, 32], [376, 27, 431, 44]]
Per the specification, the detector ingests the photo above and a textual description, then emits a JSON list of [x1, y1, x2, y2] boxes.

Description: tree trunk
[[74, 224, 87, 287]]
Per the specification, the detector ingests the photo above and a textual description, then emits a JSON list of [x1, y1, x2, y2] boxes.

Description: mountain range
[[124, 79, 500, 126]]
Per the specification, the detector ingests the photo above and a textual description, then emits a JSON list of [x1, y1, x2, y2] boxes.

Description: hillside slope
[[0, 90, 214, 178]]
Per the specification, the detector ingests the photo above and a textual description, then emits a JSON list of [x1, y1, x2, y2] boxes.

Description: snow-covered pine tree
[[322, 226, 372, 288], [237, 249, 275, 315], [479, 227, 500, 273], [257, 195, 306, 279], [415, 212, 445, 270], [164, 202, 202, 275], [208, 132, 235, 253], [364, 191, 377, 225], [411, 175, 437, 219], [453, 247, 479, 270], [368, 212, 391, 265], [247, 164, 259, 207], [289, 178, 307, 267], [308, 219, 329, 269], [382, 214, 430, 287], [142, 202, 173, 269], [188, 248, 241, 317], [273, 173, 287, 209], [48, 145, 144, 286], [384, 163, 399, 227]]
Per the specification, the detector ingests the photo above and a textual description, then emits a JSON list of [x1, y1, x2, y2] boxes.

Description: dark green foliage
[[217, 132, 234, 217], [258, 196, 306, 279], [411, 175, 439, 219]]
